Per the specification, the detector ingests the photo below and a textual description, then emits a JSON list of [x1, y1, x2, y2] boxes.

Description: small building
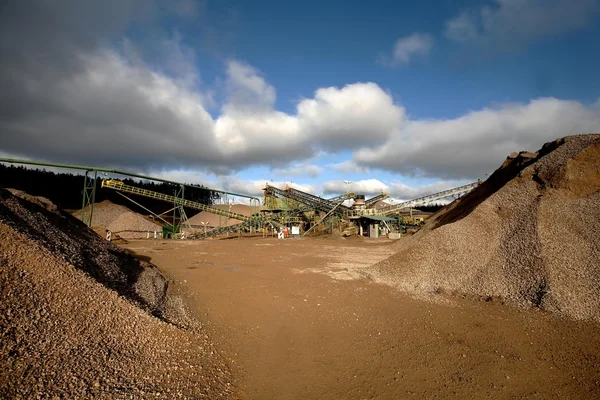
[[359, 215, 396, 238]]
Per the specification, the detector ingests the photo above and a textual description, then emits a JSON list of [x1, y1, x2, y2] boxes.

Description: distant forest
[[0, 165, 219, 218]]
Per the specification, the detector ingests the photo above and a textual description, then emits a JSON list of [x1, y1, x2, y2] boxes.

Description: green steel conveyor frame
[[0, 158, 260, 229]]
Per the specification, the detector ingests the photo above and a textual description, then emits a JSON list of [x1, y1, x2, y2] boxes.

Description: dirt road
[[122, 237, 600, 399]]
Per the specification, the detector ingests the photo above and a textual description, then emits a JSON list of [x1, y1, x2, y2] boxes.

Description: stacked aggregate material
[[73, 200, 162, 239], [367, 134, 600, 322], [187, 204, 257, 227], [0, 188, 234, 398]]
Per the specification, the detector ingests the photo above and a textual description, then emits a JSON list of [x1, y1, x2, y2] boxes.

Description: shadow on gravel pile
[[0, 188, 234, 398], [0, 188, 168, 317], [367, 133, 600, 322]]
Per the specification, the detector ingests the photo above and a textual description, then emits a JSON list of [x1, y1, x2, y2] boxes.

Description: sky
[[1, 0, 599, 202]]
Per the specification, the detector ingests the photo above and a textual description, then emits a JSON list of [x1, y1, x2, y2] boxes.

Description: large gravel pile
[[367, 134, 600, 322], [0, 188, 234, 398], [73, 200, 162, 239]]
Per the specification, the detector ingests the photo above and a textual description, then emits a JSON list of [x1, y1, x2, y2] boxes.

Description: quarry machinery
[[263, 184, 356, 234], [0, 157, 260, 229], [101, 179, 275, 238], [346, 181, 481, 218], [363, 192, 390, 208], [264, 184, 354, 216]]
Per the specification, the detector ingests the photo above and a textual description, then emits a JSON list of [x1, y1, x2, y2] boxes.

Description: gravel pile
[[0, 188, 234, 398], [73, 200, 162, 239], [367, 134, 600, 322]]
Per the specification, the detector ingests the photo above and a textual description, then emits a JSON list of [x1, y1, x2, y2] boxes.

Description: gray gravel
[[367, 134, 600, 322], [0, 188, 234, 398]]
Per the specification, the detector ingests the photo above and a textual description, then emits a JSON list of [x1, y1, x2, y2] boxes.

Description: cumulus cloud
[[327, 160, 371, 174], [297, 83, 404, 150], [323, 179, 389, 196], [0, 1, 404, 173], [354, 97, 600, 179], [380, 33, 434, 67], [272, 163, 324, 178], [225, 60, 276, 112], [220, 177, 316, 198], [1, 0, 599, 184], [0, 48, 220, 169], [445, 0, 600, 52], [389, 180, 469, 201], [321, 178, 474, 203], [150, 169, 315, 199]]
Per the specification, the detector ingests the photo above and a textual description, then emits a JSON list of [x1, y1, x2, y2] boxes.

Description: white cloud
[[272, 163, 324, 178], [389, 180, 469, 201], [220, 177, 316, 198], [149, 169, 214, 187], [3, 46, 599, 181], [323, 179, 389, 196], [225, 60, 276, 111], [354, 97, 600, 178], [327, 160, 371, 174], [0, 43, 404, 173], [378, 32, 434, 67], [380, 33, 434, 67], [445, 0, 600, 51], [297, 83, 404, 150], [157, 31, 201, 88], [444, 12, 478, 43], [149, 169, 316, 200], [2, 1, 599, 184]]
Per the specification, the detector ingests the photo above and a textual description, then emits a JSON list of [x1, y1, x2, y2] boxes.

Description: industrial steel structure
[[0, 158, 260, 235], [0, 157, 482, 240]]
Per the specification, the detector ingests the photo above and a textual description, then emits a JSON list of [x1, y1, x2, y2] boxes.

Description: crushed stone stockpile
[[0, 188, 233, 399], [73, 200, 162, 239], [367, 133, 600, 322]]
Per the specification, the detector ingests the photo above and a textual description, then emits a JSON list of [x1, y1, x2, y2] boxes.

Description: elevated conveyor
[[190, 215, 285, 239], [364, 193, 389, 208], [102, 180, 260, 222], [264, 185, 354, 215], [188, 221, 246, 239], [347, 181, 481, 217]]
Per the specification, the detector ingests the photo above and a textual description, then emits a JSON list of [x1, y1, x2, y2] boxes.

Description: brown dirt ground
[[121, 236, 600, 400]]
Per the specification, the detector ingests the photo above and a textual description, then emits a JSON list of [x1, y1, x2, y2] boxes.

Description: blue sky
[[1, 0, 600, 201]]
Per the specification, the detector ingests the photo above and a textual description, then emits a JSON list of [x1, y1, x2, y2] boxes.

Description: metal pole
[[81, 172, 88, 225], [89, 170, 97, 227]]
